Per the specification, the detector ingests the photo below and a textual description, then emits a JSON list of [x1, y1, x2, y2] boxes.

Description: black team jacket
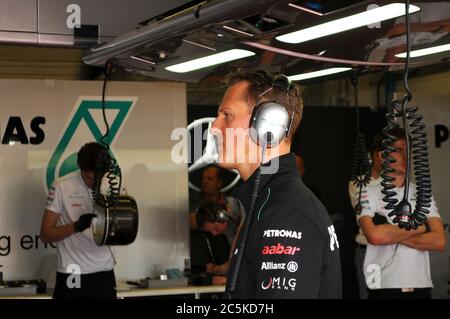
[[225, 153, 342, 298]]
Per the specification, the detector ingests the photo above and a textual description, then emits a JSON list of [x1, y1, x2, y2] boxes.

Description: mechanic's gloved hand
[[74, 213, 97, 233]]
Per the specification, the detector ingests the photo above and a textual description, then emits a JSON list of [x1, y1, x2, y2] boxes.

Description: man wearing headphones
[[211, 70, 342, 298], [40, 142, 116, 299]]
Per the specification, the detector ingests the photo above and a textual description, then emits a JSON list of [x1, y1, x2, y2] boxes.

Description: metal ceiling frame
[[83, 0, 288, 67]]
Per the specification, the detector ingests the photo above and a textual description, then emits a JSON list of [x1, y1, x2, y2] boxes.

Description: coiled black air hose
[[351, 132, 371, 213], [350, 72, 371, 214], [92, 149, 122, 208], [381, 99, 432, 230], [92, 59, 123, 209], [380, 0, 432, 230]]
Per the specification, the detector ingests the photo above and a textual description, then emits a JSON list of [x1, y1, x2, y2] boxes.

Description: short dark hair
[[203, 165, 223, 182], [372, 127, 407, 155], [196, 201, 229, 229], [225, 70, 303, 141], [77, 142, 109, 172]]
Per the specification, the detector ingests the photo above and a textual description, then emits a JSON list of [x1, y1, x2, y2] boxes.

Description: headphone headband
[[250, 74, 294, 148], [272, 74, 292, 92], [257, 74, 292, 100]]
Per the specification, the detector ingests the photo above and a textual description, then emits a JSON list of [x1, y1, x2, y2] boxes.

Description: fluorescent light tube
[[288, 67, 352, 81], [288, 3, 324, 16], [165, 49, 255, 73], [395, 43, 450, 58], [276, 3, 420, 44]]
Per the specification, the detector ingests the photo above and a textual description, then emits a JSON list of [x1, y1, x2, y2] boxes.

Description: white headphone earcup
[[250, 102, 290, 147], [216, 210, 229, 222]]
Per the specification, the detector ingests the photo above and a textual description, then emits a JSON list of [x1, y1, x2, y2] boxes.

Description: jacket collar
[[232, 152, 298, 206]]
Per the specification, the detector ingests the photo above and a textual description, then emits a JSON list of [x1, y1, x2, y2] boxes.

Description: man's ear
[[376, 150, 383, 167]]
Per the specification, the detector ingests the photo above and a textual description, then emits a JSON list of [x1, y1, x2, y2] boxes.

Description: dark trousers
[[53, 270, 116, 299], [354, 245, 368, 299], [368, 288, 431, 299]]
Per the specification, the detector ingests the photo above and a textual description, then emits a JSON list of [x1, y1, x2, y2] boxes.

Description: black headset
[[197, 202, 230, 225], [249, 74, 295, 148], [210, 206, 231, 223]]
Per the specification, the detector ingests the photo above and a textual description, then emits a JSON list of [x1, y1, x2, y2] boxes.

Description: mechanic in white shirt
[[358, 128, 446, 299], [40, 142, 116, 299]]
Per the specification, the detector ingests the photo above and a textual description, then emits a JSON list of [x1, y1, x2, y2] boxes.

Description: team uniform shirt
[[225, 153, 342, 298], [348, 177, 382, 246], [46, 170, 115, 274], [358, 181, 441, 289]]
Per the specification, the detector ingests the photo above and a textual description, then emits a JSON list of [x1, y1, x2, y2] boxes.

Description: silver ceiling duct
[[81, 0, 450, 84], [83, 0, 286, 67]]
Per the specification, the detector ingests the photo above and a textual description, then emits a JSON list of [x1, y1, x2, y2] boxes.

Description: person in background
[[295, 153, 322, 201], [348, 133, 383, 299], [189, 165, 225, 213], [196, 201, 244, 257], [40, 142, 116, 299], [189, 165, 244, 282], [189, 165, 243, 229], [195, 201, 245, 285], [358, 128, 446, 299]]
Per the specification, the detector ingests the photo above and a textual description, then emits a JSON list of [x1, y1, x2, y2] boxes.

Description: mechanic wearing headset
[[211, 70, 342, 298], [196, 201, 244, 256], [196, 201, 244, 285]]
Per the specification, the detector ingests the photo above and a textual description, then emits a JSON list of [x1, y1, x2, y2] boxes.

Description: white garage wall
[[0, 79, 189, 284]]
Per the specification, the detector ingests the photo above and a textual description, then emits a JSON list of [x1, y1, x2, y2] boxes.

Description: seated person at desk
[[189, 165, 244, 285], [195, 201, 245, 285]]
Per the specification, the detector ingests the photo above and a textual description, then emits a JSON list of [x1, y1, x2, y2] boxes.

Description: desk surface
[[117, 284, 225, 298], [0, 282, 226, 299]]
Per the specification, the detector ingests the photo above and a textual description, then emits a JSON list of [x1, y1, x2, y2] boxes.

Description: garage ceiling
[[82, 0, 450, 83], [0, 0, 191, 79], [0, 0, 449, 86]]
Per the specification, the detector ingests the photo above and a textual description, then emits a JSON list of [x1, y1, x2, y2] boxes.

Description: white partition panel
[[0, 79, 189, 284]]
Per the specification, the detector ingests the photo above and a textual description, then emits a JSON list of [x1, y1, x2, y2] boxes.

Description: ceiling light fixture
[[165, 49, 255, 73], [277, 3, 420, 44], [182, 39, 217, 51], [222, 25, 254, 37], [288, 3, 324, 16], [130, 56, 156, 65], [395, 43, 450, 58], [288, 67, 352, 81]]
